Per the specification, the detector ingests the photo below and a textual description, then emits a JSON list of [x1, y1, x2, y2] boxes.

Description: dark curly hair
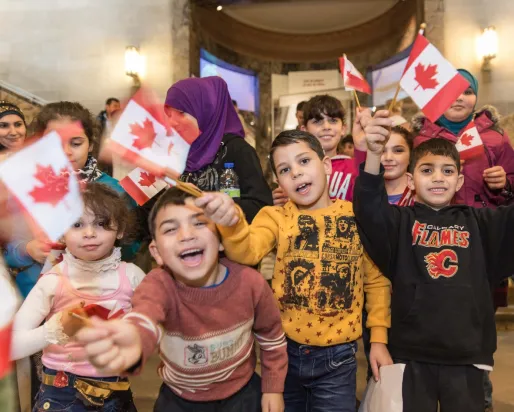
[[81, 183, 135, 244], [31, 101, 100, 150]]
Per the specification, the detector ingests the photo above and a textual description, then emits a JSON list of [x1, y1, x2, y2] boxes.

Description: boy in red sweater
[[76, 188, 288, 412]]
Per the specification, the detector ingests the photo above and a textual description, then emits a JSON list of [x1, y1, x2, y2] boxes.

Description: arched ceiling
[[222, 0, 399, 35], [192, 0, 419, 62]]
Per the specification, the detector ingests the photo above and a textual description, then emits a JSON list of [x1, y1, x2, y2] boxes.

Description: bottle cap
[[224, 163, 235, 168]]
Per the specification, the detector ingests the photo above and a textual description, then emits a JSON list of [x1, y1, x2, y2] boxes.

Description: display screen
[[200, 49, 259, 113]]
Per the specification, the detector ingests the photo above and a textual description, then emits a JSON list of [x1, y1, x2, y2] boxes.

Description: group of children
[[8, 72, 514, 412]]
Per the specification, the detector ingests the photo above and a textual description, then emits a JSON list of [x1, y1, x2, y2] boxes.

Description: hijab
[[436, 69, 478, 136], [165, 77, 245, 172]]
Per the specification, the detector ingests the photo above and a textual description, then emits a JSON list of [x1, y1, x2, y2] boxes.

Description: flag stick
[[69, 310, 92, 327], [163, 170, 203, 197], [387, 22, 427, 113], [352, 90, 361, 109]]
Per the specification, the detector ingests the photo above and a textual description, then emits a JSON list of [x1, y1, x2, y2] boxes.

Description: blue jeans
[[284, 338, 357, 412], [33, 367, 136, 412]]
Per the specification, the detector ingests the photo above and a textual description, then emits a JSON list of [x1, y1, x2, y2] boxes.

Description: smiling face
[[0, 114, 26, 150], [381, 132, 411, 181], [273, 141, 332, 211], [149, 200, 224, 287], [64, 208, 121, 261], [443, 87, 477, 123], [304, 113, 346, 158], [407, 154, 464, 210], [45, 117, 92, 171]]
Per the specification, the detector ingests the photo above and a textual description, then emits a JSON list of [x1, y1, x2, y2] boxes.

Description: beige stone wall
[[0, 88, 41, 126], [441, 0, 514, 116], [0, 0, 190, 114]]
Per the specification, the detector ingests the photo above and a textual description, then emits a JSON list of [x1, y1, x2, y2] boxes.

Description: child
[[11, 183, 145, 411], [196, 130, 392, 411], [353, 111, 514, 412], [272, 95, 368, 206], [75, 187, 288, 412], [382, 126, 415, 206], [338, 135, 354, 158], [5, 101, 140, 300]]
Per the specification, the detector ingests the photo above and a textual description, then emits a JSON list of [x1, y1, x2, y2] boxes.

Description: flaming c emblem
[[424, 249, 458, 279]]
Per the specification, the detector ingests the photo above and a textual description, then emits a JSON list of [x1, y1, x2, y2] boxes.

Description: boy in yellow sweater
[[196, 130, 391, 412]]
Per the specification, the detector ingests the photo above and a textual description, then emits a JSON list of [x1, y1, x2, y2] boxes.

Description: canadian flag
[[0, 132, 83, 241], [71, 301, 128, 321], [339, 54, 371, 94], [399, 33, 470, 122], [120, 167, 169, 206], [455, 121, 484, 160], [108, 88, 200, 180]]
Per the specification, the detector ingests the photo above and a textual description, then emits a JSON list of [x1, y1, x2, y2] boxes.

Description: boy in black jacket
[[353, 110, 514, 412]]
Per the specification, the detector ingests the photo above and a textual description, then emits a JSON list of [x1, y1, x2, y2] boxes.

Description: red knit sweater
[[125, 258, 287, 402]]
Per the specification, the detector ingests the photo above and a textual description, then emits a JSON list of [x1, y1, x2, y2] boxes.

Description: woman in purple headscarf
[[164, 76, 272, 222]]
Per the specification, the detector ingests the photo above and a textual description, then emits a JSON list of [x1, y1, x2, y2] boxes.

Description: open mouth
[[179, 248, 204, 267], [296, 183, 311, 195]]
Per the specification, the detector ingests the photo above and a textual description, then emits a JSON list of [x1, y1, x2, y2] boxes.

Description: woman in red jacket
[[412, 69, 514, 208]]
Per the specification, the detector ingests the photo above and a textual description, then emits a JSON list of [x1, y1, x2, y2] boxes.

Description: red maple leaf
[[459, 133, 473, 147], [346, 70, 361, 85], [130, 118, 157, 151], [138, 171, 156, 187], [414, 63, 439, 91], [29, 165, 70, 207]]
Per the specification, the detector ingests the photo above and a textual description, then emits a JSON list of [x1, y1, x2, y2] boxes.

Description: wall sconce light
[[477, 27, 498, 72], [125, 46, 143, 87]]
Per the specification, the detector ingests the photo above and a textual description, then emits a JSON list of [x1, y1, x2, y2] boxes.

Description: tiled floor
[[132, 332, 514, 411]]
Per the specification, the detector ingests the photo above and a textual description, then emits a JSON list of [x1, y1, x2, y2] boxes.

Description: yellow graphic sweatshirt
[[218, 199, 391, 347]]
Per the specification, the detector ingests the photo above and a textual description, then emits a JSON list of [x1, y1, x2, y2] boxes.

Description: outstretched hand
[[74, 317, 143, 376], [364, 110, 393, 156], [194, 193, 240, 227]]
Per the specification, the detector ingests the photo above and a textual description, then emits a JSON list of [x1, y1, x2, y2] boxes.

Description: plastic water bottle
[[220, 163, 240, 198]]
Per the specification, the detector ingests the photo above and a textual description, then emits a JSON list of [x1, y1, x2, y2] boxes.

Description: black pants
[[153, 373, 262, 412], [401, 360, 484, 412]]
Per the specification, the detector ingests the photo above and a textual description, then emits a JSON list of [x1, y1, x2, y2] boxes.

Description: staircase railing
[[0, 80, 48, 107]]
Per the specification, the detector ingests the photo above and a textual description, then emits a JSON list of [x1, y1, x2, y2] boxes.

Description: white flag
[[0, 132, 83, 241]]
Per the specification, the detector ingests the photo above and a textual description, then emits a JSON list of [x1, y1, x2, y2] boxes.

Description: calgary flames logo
[[424, 249, 458, 279]]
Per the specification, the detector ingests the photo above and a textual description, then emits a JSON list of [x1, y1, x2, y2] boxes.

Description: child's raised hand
[[194, 193, 240, 227], [261, 393, 284, 412], [352, 107, 373, 152], [75, 317, 143, 375], [272, 187, 289, 207], [369, 342, 393, 382], [364, 110, 393, 155]]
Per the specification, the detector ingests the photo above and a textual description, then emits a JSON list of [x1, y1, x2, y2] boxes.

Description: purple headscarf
[[165, 77, 245, 172]]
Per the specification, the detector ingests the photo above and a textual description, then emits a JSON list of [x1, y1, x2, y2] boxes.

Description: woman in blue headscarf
[[413, 68, 514, 209], [164, 76, 272, 223]]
